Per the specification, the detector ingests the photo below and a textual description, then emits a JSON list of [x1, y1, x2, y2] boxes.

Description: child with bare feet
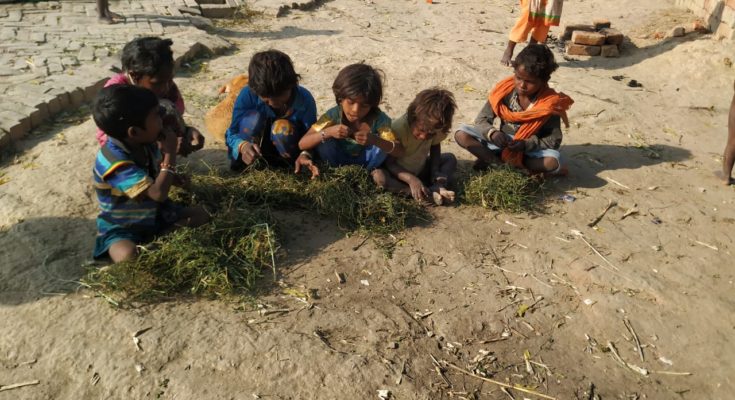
[[501, 0, 563, 66], [721, 80, 735, 185], [92, 86, 209, 263], [456, 44, 573, 176], [97, 0, 123, 24], [372, 89, 458, 205]]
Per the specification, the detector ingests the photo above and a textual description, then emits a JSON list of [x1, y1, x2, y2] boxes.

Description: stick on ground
[[446, 363, 557, 400], [0, 380, 40, 392]]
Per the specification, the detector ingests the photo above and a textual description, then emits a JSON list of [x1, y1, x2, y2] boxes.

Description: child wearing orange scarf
[[455, 44, 572, 175]]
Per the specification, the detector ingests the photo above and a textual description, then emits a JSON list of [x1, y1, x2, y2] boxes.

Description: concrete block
[[572, 31, 606, 45], [600, 28, 625, 45], [197, 0, 226, 4], [179, 6, 202, 16], [78, 47, 95, 62], [601, 44, 620, 57], [593, 19, 611, 30], [0, 110, 32, 141], [200, 4, 236, 18], [566, 43, 601, 56]]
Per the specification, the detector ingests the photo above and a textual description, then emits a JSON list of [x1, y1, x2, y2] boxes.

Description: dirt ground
[[2, 0, 735, 398]]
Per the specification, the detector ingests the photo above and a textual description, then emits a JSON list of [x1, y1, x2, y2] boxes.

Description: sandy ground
[[2, 0, 735, 398]]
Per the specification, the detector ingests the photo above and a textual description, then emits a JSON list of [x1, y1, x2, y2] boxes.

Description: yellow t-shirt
[[392, 114, 447, 175]]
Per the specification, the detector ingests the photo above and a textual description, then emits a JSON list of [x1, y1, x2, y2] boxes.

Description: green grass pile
[[84, 208, 276, 304], [463, 166, 541, 212]]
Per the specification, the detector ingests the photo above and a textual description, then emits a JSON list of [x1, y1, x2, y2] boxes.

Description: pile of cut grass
[[84, 208, 276, 304], [463, 166, 541, 213], [84, 165, 427, 304]]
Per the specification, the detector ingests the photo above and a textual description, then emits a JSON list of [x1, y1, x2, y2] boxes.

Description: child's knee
[[443, 152, 458, 168], [544, 157, 560, 172], [454, 130, 473, 147], [109, 240, 138, 263]]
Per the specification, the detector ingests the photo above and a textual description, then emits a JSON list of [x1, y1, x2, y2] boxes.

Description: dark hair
[[407, 88, 457, 135], [512, 44, 558, 82], [93, 85, 159, 140], [121, 37, 174, 78], [248, 50, 300, 97], [332, 63, 383, 107]]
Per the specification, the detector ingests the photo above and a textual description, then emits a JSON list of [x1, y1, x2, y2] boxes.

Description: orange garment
[[509, 0, 562, 43], [488, 76, 573, 168]]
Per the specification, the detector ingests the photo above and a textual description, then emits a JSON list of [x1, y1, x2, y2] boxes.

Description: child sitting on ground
[[298, 63, 402, 177], [92, 85, 209, 263], [225, 50, 318, 178], [721, 80, 735, 185], [501, 0, 564, 66], [455, 44, 573, 176], [372, 88, 458, 205], [95, 37, 205, 156]]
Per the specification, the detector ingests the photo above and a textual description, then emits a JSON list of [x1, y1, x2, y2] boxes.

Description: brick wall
[[676, 0, 735, 39]]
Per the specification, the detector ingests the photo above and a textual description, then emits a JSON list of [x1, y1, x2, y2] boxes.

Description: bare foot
[[107, 11, 124, 20], [713, 170, 734, 185], [430, 185, 455, 206], [98, 15, 115, 24]]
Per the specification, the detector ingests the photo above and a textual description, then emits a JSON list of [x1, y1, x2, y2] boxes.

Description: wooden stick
[[607, 342, 648, 376], [650, 370, 693, 376], [587, 199, 617, 227], [602, 176, 630, 189], [0, 380, 40, 392], [623, 318, 644, 362], [446, 363, 557, 400]]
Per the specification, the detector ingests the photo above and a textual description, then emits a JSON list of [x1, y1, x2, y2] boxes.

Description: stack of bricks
[[676, 0, 735, 40], [563, 19, 624, 58]]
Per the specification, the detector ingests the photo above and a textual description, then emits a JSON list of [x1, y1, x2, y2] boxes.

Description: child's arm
[[385, 157, 429, 201], [299, 124, 350, 150], [518, 116, 562, 152], [225, 89, 263, 163], [144, 129, 178, 202], [723, 80, 735, 184], [354, 124, 405, 157]]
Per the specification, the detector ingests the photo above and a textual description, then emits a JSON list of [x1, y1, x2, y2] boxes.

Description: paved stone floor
[[0, 0, 236, 149]]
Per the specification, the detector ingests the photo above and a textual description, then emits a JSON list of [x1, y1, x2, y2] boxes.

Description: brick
[[600, 28, 625, 45], [0, 28, 16, 41], [593, 19, 611, 30], [6, 10, 22, 22], [0, 129, 10, 149], [30, 32, 46, 44], [78, 47, 95, 61], [572, 31, 606, 45], [200, 4, 236, 18], [715, 22, 734, 39], [561, 24, 594, 41], [0, 110, 32, 141], [601, 44, 620, 57], [198, 0, 226, 4], [566, 43, 601, 56], [180, 7, 203, 16]]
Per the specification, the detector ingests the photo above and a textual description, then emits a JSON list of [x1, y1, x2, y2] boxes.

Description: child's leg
[[723, 81, 735, 184], [108, 240, 138, 263], [435, 153, 458, 188], [454, 130, 503, 167], [502, 0, 533, 65], [530, 24, 551, 43], [270, 119, 301, 160], [371, 168, 411, 196]]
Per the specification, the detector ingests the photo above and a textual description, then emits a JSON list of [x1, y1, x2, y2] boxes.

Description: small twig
[[602, 176, 630, 189], [607, 342, 648, 376], [259, 308, 291, 316], [587, 199, 617, 227], [623, 318, 644, 362], [650, 370, 693, 376], [429, 354, 452, 387], [621, 204, 639, 220], [693, 240, 718, 251], [0, 380, 40, 392], [396, 359, 406, 385], [446, 363, 557, 400], [352, 235, 371, 251]]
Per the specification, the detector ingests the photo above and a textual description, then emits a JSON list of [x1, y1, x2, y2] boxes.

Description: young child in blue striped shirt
[[91, 85, 209, 262]]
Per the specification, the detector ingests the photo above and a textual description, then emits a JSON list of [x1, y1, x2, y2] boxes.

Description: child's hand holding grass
[[325, 124, 351, 140], [407, 176, 430, 202], [353, 123, 374, 146]]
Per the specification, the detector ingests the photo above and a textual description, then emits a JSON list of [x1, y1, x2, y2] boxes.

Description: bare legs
[[372, 154, 457, 205], [500, 38, 538, 66], [97, 0, 123, 24]]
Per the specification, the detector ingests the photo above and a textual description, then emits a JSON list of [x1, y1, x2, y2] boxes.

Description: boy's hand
[[408, 176, 430, 202], [507, 140, 525, 152], [173, 173, 191, 189], [239, 142, 261, 165], [294, 153, 320, 180], [326, 124, 351, 140], [159, 127, 178, 155], [353, 126, 374, 146], [489, 129, 510, 148]]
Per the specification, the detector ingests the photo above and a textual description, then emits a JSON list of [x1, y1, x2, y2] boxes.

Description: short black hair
[[407, 88, 457, 134], [512, 44, 558, 82], [93, 85, 159, 140], [332, 63, 383, 107], [121, 37, 174, 78], [248, 50, 300, 97]]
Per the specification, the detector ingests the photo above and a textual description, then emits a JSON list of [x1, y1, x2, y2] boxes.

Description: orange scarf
[[488, 76, 573, 168]]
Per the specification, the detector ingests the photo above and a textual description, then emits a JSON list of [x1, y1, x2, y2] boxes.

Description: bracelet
[[387, 140, 396, 154], [160, 168, 176, 175], [160, 162, 176, 171], [299, 150, 313, 159]]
